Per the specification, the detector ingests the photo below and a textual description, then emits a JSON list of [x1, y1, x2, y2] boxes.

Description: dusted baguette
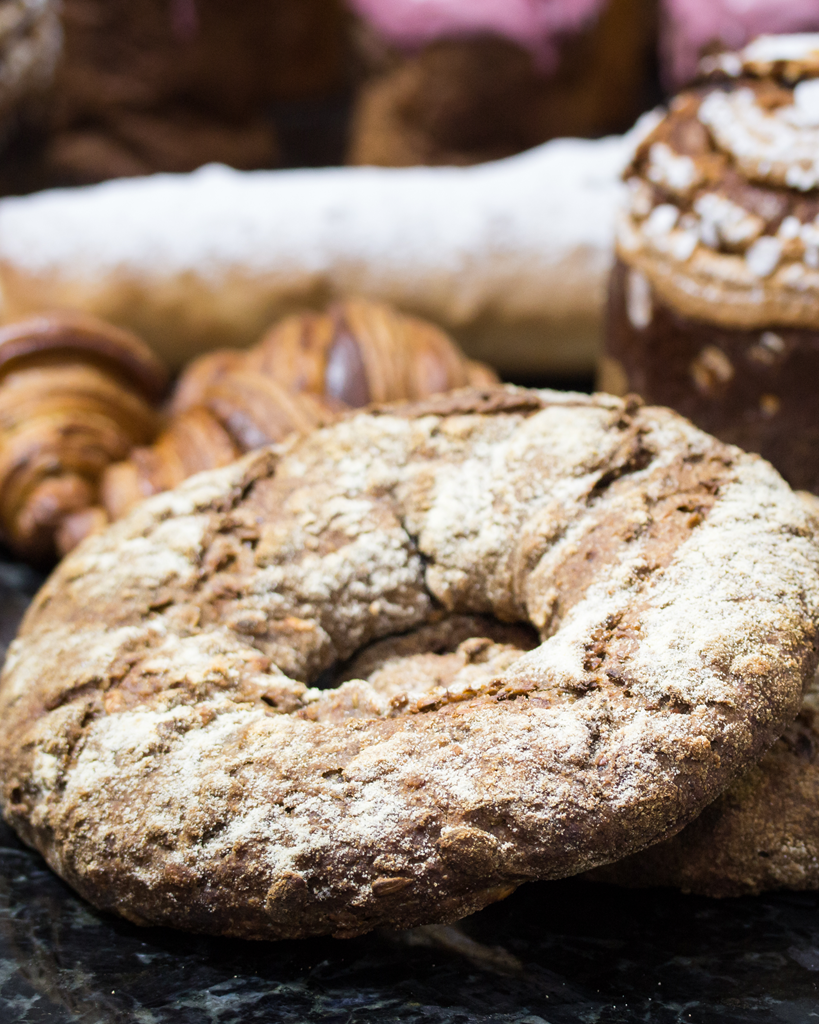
[[0, 134, 634, 375]]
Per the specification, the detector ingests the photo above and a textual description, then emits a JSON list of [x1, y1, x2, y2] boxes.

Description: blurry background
[[1, 2, 819, 562], [3, 0, 816, 193]]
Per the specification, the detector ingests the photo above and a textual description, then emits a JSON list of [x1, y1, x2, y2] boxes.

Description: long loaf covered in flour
[[0, 134, 634, 374]]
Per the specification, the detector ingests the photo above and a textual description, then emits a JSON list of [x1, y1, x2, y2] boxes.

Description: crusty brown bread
[[1, 387, 817, 939], [588, 678, 819, 897], [589, 490, 819, 898]]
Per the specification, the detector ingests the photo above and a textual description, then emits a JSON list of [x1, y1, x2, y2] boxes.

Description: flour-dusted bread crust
[[1, 387, 818, 939], [589, 675, 819, 897], [590, 492, 819, 898]]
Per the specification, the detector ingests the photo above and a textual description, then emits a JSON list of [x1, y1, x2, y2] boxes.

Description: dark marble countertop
[[1, 558, 818, 1024]]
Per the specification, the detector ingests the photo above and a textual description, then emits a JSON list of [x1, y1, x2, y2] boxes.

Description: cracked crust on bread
[[0, 386, 818, 939], [589, 674, 819, 897]]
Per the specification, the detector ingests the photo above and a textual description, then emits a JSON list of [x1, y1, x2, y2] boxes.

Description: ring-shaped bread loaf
[[589, 500, 819, 899], [588, 667, 819, 897], [1, 387, 818, 939]]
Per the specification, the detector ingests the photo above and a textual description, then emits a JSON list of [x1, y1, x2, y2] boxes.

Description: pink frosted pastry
[[662, 0, 819, 89], [347, 0, 608, 72], [346, 0, 656, 167]]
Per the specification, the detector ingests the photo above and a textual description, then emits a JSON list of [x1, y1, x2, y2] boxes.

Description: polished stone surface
[[0, 557, 41, 665], [1, 557, 818, 1023]]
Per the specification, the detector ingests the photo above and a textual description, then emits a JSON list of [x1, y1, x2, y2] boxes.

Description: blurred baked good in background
[[0, 0, 351, 191], [43, 0, 348, 183], [661, 0, 819, 90], [0, 0, 666, 188], [0, 0, 60, 135], [602, 34, 819, 493], [0, 137, 631, 375], [0, 0, 61, 194], [345, 0, 657, 166], [0, 2, 814, 187]]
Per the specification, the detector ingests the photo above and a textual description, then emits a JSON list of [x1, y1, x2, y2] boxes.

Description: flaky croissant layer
[[0, 313, 167, 563], [102, 298, 497, 520], [0, 299, 497, 562]]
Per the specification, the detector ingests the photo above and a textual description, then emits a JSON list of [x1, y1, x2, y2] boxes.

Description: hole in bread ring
[[303, 614, 539, 721], [2, 389, 818, 940]]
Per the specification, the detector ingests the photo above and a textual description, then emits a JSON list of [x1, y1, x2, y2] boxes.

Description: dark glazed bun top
[[620, 34, 819, 331]]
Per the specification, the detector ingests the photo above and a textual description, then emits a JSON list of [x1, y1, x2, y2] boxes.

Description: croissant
[[172, 298, 498, 414], [102, 380, 333, 521], [0, 313, 168, 563], [103, 298, 497, 520]]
